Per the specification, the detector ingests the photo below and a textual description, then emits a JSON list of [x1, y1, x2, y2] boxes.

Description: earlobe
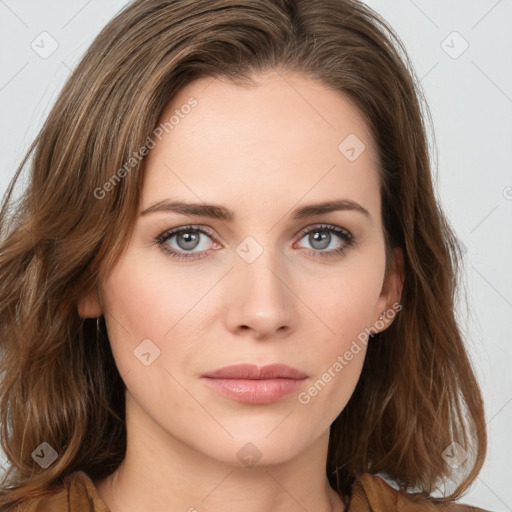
[[77, 289, 103, 318]]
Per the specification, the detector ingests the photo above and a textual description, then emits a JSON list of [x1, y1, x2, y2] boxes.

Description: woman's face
[[81, 69, 401, 467]]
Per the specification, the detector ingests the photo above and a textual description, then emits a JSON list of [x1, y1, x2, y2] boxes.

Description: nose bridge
[[226, 233, 295, 335], [237, 233, 288, 299]]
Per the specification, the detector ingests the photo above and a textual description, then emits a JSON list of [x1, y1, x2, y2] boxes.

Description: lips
[[201, 364, 309, 405]]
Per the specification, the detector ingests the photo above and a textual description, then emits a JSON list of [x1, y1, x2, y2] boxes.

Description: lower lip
[[201, 377, 307, 405]]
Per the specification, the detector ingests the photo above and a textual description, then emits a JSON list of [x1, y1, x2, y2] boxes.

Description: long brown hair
[[0, 0, 486, 506]]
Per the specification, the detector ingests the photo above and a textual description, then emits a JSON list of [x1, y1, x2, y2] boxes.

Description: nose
[[224, 244, 297, 339]]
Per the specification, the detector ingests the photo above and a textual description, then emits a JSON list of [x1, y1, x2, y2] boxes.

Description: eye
[[155, 223, 355, 261], [156, 225, 219, 261], [294, 224, 354, 259]]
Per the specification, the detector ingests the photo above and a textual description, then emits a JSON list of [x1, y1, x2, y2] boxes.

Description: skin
[[78, 69, 403, 512]]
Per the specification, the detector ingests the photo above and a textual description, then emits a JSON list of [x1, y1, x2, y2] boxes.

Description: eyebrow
[[140, 198, 370, 220]]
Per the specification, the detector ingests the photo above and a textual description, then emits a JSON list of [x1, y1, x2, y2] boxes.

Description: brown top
[[11, 471, 490, 512]]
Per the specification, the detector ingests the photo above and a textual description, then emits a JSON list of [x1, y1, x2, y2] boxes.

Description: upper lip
[[201, 364, 308, 380]]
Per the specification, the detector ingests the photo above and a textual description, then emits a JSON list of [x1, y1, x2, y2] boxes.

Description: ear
[[77, 287, 103, 318], [372, 247, 404, 333]]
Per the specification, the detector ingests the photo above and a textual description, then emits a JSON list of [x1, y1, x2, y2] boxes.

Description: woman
[[0, 0, 489, 510]]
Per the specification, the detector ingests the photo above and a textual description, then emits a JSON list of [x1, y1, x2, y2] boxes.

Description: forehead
[[142, 70, 380, 218]]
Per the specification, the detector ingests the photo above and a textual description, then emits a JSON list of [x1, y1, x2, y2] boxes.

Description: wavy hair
[[0, 0, 486, 507]]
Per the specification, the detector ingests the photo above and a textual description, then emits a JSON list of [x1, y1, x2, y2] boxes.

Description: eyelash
[[155, 224, 355, 261]]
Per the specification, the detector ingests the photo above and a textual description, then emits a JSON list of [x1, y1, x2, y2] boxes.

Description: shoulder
[[6, 471, 109, 512], [350, 473, 491, 512]]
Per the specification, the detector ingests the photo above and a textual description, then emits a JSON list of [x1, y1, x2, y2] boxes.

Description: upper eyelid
[[163, 224, 217, 240], [297, 224, 351, 236]]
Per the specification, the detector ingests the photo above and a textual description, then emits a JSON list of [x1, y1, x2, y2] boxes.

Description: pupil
[[178, 231, 199, 250]]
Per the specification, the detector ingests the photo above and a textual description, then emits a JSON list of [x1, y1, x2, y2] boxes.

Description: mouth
[[200, 363, 309, 405]]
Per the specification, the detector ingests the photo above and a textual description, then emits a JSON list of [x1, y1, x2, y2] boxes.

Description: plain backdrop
[[0, 1, 511, 510]]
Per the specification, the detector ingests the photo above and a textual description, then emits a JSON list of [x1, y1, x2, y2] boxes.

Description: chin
[[196, 431, 312, 469]]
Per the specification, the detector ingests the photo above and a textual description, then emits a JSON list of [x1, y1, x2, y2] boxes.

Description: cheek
[[305, 259, 385, 344], [101, 252, 207, 339], [99, 249, 226, 393], [288, 257, 383, 407], [99, 257, 205, 425], [99, 255, 179, 373]]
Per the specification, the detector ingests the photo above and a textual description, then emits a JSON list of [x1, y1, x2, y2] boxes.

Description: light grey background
[[0, 1, 511, 510]]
